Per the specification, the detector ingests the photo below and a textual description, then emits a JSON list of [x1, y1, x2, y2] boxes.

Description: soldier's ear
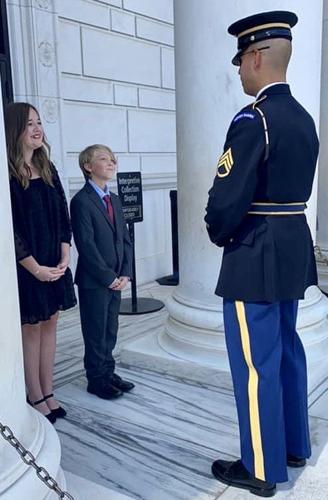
[[253, 50, 262, 70]]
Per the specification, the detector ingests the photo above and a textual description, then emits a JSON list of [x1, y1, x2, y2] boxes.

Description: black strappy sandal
[[44, 393, 67, 419], [26, 395, 57, 424]]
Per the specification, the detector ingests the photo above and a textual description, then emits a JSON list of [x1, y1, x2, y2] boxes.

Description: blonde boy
[[70, 144, 134, 399]]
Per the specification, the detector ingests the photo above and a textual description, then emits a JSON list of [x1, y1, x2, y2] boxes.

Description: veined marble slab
[[65, 471, 134, 500], [55, 368, 238, 500], [54, 352, 84, 389], [55, 283, 328, 499], [54, 366, 328, 500]]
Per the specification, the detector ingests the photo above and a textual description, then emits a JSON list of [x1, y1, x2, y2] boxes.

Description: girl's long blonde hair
[[5, 102, 53, 189]]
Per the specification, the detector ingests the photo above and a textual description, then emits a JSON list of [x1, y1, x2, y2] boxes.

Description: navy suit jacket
[[70, 182, 132, 289]]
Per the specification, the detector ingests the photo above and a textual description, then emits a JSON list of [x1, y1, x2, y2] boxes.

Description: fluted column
[[158, 0, 328, 391], [157, 0, 230, 379], [316, 0, 328, 292], [0, 81, 63, 499]]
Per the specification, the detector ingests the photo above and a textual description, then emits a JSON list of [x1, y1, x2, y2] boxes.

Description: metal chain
[[315, 245, 328, 266], [0, 421, 75, 499]]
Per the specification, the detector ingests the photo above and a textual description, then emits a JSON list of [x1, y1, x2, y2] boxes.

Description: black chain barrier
[[0, 421, 74, 499]]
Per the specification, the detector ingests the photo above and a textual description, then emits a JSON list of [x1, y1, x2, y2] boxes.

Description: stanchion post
[[120, 219, 165, 315], [118, 171, 165, 315], [128, 222, 137, 312], [156, 189, 179, 286]]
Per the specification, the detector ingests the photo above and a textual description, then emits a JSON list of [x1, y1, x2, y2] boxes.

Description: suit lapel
[[84, 183, 115, 231]]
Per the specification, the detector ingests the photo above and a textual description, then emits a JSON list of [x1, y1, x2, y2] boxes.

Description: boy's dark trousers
[[78, 287, 121, 383]]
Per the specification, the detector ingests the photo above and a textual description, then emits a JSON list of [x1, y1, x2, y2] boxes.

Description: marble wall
[[6, 0, 177, 284]]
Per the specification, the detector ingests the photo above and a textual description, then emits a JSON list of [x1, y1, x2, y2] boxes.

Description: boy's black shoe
[[87, 380, 123, 399], [211, 459, 276, 497], [287, 454, 306, 468], [112, 373, 135, 392]]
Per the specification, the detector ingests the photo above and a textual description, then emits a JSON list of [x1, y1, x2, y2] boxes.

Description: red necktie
[[103, 194, 115, 225]]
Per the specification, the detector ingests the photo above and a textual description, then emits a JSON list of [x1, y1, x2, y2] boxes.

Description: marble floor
[[54, 283, 328, 500]]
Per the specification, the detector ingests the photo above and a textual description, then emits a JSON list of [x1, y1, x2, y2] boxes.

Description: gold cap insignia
[[217, 148, 234, 178]]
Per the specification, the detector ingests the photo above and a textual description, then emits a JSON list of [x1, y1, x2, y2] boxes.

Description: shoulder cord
[[252, 95, 269, 161]]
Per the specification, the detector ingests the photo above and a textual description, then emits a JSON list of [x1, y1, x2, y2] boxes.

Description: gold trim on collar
[[252, 95, 267, 109], [238, 22, 290, 38]]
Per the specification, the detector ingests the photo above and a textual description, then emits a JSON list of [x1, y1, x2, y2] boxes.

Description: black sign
[[117, 172, 143, 223]]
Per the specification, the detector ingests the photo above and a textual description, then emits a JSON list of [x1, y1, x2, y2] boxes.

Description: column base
[[298, 286, 328, 397], [120, 284, 232, 388], [120, 286, 328, 397], [1, 408, 64, 500], [120, 328, 233, 389], [316, 247, 328, 294]]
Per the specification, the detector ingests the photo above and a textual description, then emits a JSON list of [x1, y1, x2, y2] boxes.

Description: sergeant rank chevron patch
[[217, 147, 234, 178]]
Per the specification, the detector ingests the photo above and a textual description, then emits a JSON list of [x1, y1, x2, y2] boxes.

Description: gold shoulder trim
[[252, 96, 269, 161], [252, 95, 267, 109]]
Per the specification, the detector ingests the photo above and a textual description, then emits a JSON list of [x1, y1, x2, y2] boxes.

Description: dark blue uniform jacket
[[205, 84, 319, 302]]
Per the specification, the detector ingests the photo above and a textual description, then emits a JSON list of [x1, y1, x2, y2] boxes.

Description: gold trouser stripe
[[238, 22, 290, 38], [235, 301, 265, 481]]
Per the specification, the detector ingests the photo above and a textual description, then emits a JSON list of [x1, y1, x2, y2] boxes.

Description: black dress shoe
[[45, 412, 57, 424], [287, 454, 306, 468], [43, 393, 67, 419], [51, 406, 67, 419], [112, 374, 135, 392], [87, 380, 123, 400], [212, 459, 276, 497], [26, 395, 57, 424]]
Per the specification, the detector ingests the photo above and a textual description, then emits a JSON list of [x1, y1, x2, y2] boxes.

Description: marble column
[[121, 0, 328, 392], [0, 83, 64, 499], [316, 0, 328, 293]]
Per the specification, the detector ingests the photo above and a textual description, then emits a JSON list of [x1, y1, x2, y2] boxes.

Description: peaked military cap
[[228, 10, 298, 66]]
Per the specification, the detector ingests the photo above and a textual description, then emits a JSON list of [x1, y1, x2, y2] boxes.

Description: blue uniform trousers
[[223, 299, 311, 483]]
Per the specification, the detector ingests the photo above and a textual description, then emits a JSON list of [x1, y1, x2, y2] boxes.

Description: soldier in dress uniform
[[205, 11, 319, 497]]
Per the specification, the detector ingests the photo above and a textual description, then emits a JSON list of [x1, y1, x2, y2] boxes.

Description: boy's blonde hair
[[78, 144, 117, 179]]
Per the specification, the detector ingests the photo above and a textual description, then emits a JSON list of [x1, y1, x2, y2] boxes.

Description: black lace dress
[[10, 165, 77, 325]]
